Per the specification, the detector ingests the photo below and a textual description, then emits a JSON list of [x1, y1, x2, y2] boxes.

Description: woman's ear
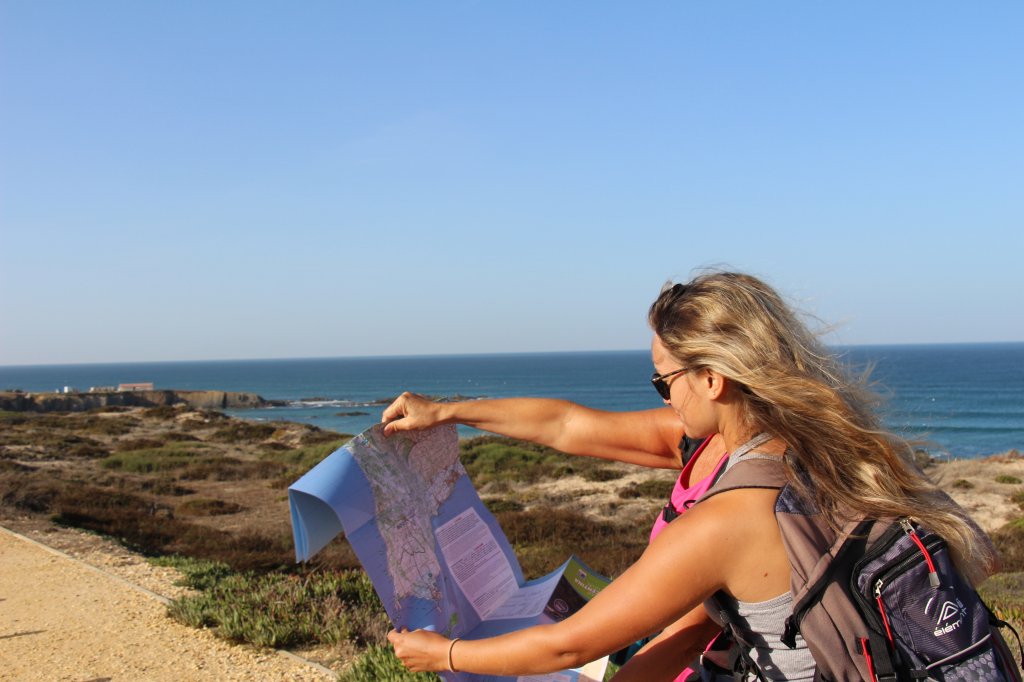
[[703, 369, 727, 400]]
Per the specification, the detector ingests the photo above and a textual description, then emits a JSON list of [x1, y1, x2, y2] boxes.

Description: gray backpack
[[698, 455, 1023, 681]]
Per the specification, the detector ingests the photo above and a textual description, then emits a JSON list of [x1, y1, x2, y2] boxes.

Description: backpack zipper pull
[[874, 579, 895, 643], [900, 519, 940, 588]]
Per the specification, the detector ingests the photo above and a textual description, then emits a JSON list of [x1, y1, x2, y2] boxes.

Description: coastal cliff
[[0, 389, 280, 412]]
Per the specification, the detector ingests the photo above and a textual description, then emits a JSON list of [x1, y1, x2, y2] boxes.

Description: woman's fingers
[[381, 392, 435, 435], [388, 627, 446, 672]]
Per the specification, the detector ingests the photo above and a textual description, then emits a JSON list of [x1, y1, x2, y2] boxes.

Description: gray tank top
[[703, 436, 816, 681], [709, 591, 815, 681]]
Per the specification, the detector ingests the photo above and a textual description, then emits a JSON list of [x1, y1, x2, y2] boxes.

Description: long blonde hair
[[649, 271, 994, 583]]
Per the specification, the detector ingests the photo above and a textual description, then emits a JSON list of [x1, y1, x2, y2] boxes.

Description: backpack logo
[[934, 598, 965, 636]]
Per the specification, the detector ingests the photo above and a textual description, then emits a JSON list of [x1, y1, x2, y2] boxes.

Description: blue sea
[[2, 343, 1022, 459]]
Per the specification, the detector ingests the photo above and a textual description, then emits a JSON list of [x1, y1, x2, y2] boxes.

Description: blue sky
[[1, 2, 1022, 366]]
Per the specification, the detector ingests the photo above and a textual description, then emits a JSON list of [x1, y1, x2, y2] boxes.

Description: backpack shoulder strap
[[697, 454, 788, 506]]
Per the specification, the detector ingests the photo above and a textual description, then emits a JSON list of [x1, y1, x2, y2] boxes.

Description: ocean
[[2, 343, 1022, 459]]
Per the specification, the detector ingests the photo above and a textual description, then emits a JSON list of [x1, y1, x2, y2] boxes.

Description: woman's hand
[[387, 628, 451, 672], [381, 392, 449, 436]]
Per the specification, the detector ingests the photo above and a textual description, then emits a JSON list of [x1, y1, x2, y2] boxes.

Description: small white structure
[[118, 382, 154, 392]]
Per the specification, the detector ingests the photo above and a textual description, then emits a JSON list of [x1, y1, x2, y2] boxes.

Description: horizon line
[[3, 340, 1024, 370]]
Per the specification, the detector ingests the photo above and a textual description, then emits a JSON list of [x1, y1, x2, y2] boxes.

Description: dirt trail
[[0, 526, 335, 682]]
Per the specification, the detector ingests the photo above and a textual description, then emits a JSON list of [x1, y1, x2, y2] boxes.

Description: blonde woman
[[388, 272, 995, 681]]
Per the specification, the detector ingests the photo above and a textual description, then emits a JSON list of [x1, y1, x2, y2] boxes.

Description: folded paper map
[[288, 424, 610, 682]]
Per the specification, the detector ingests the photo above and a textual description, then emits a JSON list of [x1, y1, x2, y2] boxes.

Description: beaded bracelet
[[447, 637, 461, 673]]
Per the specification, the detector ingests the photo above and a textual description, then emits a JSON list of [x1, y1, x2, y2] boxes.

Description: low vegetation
[[160, 558, 389, 649], [2, 407, 1022, 677], [618, 478, 672, 500]]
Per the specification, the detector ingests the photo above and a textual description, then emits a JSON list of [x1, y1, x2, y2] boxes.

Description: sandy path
[[0, 527, 335, 682]]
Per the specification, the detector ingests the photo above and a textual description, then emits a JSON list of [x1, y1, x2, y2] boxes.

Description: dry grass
[[1, 408, 1022, 678]]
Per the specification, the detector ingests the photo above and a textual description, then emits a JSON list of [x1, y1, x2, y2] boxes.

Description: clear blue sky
[[2, 2, 1022, 366]]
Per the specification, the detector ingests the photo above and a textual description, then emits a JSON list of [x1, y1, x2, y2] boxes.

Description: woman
[[387, 272, 995, 681], [381, 393, 729, 678]]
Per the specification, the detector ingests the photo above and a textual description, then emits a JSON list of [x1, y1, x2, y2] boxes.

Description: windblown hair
[[649, 271, 994, 583]]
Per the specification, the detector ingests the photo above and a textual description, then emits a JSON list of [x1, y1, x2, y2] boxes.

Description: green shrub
[[977, 572, 1024, 670], [0, 410, 26, 424], [49, 484, 297, 571], [164, 432, 201, 442], [484, 498, 524, 513], [996, 475, 1022, 485], [209, 421, 278, 443], [138, 477, 195, 496], [497, 508, 647, 579], [60, 439, 110, 459], [142, 406, 180, 420], [951, 479, 975, 490], [1, 475, 65, 512], [149, 555, 233, 591], [264, 439, 349, 486], [618, 478, 671, 500], [167, 569, 389, 649], [72, 414, 140, 435], [114, 437, 168, 452], [459, 437, 572, 485], [101, 445, 211, 473], [0, 430, 108, 460], [177, 457, 287, 481], [265, 439, 348, 470], [991, 519, 1024, 572], [582, 467, 625, 482], [338, 645, 438, 682]]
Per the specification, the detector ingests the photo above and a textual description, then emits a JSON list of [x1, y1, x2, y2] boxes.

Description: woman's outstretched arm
[[382, 392, 685, 469]]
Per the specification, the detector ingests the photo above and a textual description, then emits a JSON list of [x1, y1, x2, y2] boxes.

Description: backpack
[[698, 453, 1023, 682]]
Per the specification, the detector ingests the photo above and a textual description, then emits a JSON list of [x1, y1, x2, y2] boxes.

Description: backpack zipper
[[854, 529, 946, 646], [874, 579, 895, 643], [899, 518, 940, 588], [782, 520, 942, 649]]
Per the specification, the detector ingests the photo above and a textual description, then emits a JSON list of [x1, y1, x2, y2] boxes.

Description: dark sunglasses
[[651, 367, 688, 400]]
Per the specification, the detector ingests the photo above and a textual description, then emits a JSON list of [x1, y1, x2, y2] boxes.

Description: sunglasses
[[651, 367, 688, 400]]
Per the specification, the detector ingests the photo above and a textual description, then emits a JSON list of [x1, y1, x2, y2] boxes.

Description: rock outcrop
[[0, 390, 282, 413]]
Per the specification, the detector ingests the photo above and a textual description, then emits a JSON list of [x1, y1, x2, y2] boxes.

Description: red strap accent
[[908, 530, 937, 574], [860, 637, 879, 682], [876, 595, 895, 643]]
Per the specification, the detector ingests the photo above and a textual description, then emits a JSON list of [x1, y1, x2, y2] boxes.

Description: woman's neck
[[721, 424, 786, 456]]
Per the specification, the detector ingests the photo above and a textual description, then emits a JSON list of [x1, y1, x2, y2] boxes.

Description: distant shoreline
[[0, 388, 281, 412], [3, 340, 1024, 370]]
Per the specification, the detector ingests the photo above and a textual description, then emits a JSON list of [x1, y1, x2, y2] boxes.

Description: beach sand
[[0, 524, 334, 682]]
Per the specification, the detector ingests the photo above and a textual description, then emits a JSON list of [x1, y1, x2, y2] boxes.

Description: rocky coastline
[[0, 389, 283, 413]]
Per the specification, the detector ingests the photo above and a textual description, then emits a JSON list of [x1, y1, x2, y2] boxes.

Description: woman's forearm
[[451, 624, 594, 676], [612, 605, 721, 682], [388, 624, 598, 676]]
